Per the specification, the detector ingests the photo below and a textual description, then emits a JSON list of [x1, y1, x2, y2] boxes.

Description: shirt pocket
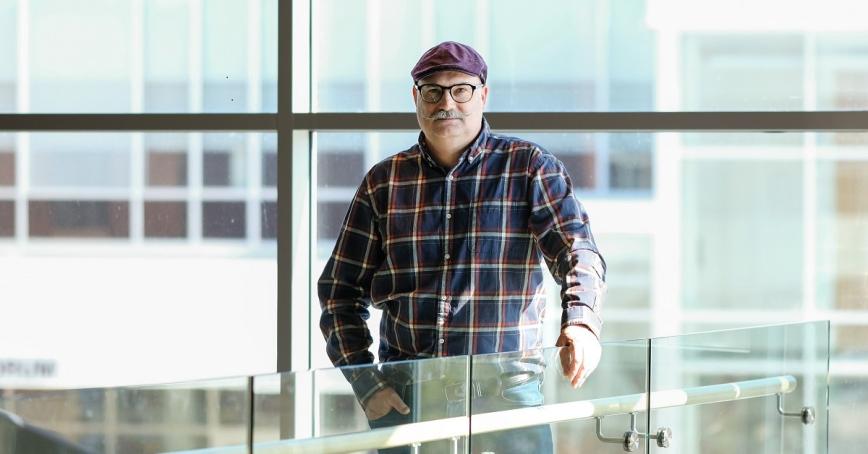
[[468, 205, 531, 261], [468, 206, 505, 258]]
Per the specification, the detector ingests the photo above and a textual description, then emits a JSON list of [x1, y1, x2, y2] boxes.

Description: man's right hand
[[364, 386, 411, 420]]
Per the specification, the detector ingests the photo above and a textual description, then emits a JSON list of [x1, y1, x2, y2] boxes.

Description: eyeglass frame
[[414, 82, 485, 104]]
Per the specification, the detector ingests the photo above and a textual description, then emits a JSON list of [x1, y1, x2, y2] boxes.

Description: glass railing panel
[[252, 355, 470, 453], [468, 340, 650, 453], [649, 321, 830, 453], [0, 376, 250, 454]]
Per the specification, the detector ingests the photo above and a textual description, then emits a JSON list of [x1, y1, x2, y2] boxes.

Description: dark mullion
[[3, 111, 868, 132], [0, 113, 276, 131], [277, 0, 296, 443]]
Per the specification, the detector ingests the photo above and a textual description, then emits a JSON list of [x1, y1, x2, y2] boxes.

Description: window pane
[[1, 132, 276, 388], [146, 133, 187, 187], [682, 159, 803, 309], [817, 156, 868, 311], [597, 234, 651, 309], [15, 0, 276, 113], [147, 152, 187, 187], [202, 201, 246, 238], [204, 133, 246, 187], [144, 0, 189, 112], [817, 34, 868, 110], [682, 34, 803, 110], [144, 201, 187, 238], [261, 133, 277, 187], [261, 151, 277, 187], [0, 152, 14, 186], [261, 201, 277, 239], [312, 0, 868, 112], [0, 1, 15, 113], [261, 0, 278, 112], [203, 0, 247, 112], [0, 200, 13, 237], [30, 134, 129, 188], [30, 0, 132, 112], [29, 200, 129, 238]]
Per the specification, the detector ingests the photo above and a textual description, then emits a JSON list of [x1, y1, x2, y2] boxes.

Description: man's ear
[[411, 85, 418, 104], [480, 85, 489, 107]]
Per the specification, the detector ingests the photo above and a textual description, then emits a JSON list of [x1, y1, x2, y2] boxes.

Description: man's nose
[[436, 90, 457, 109]]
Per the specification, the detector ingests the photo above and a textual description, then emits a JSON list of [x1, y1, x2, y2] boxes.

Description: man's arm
[[528, 149, 607, 387], [318, 178, 389, 404]]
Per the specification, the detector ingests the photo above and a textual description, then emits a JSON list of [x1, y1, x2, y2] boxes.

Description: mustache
[[423, 110, 471, 120]]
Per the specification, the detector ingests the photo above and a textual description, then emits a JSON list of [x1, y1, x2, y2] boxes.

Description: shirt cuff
[[561, 305, 603, 339], [347, 367, 390, 407]]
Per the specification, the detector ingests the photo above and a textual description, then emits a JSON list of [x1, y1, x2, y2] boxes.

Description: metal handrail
[[169, 375, 797, 454]]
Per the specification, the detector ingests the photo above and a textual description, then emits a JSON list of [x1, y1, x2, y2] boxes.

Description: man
[[319, 41, 606, 452]]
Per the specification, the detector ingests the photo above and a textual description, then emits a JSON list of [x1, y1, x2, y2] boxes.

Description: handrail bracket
[[595, 412, 672, 452]]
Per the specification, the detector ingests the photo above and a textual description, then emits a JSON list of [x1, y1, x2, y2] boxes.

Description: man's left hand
[[556, 325, 601, 389]]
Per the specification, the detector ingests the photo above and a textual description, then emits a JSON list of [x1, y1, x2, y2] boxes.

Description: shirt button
[[444, 253, 451, 260], [440, 296, 447, 301], [446, 213, 452, 220], [438, 339, 445, 344], [448, 175, 455, 181]]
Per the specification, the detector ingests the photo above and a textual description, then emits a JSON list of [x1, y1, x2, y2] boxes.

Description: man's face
[[412, 70, 488, 146]]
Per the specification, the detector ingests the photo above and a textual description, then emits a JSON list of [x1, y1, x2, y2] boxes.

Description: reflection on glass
[[597, 234, 651, 310], [144, 201, 187, 238], [0, 1, 15, 113], [146, 134, 187, 187], [313, 0, 868, 112], [29, 0, 132, 113], [252, 356, 472, 452], [203, 0, 248, 113], [28, 200, 130, 238], [0, 324, 836, 453], [204, 133, 247, 188], [144, 0, 189, 113], [0, 151, 13, 187], [817, 160, 868, 311], [650, 322, 829, 454], [469, 343, 648, 453], [682, 34, 804, 111], [1, 132, 277, 390], [682, 159, 803, 309], [12, 0, 276, 113], [0, 378, 249, 453], [203, 201, 246, 238], [30, 133, 130, 188], [261, 201, 277, 239], [0, 200, 13, 237]]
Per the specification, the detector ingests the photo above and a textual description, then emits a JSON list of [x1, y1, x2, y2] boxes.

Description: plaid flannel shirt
[[318, 118, 606, 403]]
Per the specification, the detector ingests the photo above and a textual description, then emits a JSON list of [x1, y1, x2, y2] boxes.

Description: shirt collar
[[418, 117, 491, 169]]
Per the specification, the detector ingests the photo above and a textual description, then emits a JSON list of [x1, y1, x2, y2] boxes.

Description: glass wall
[[1, 0, 280, 389], [2, 0, 868, 450], [312, 0, 868, 112], [1, 324, 829, 453], [0, 132, 277, 388], [2, 0, 277, 114]]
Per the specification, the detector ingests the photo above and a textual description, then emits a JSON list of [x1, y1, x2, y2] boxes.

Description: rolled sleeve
[[528, 150, 607, 339]]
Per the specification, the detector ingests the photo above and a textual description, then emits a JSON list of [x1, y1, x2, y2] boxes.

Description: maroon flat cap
[[411, 41, 487, 84]]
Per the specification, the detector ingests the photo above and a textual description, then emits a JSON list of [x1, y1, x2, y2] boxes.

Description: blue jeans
[[368, 376, 553, 454]]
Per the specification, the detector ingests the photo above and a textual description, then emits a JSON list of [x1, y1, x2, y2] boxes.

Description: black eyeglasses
[[415, 83, 484, 104]]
